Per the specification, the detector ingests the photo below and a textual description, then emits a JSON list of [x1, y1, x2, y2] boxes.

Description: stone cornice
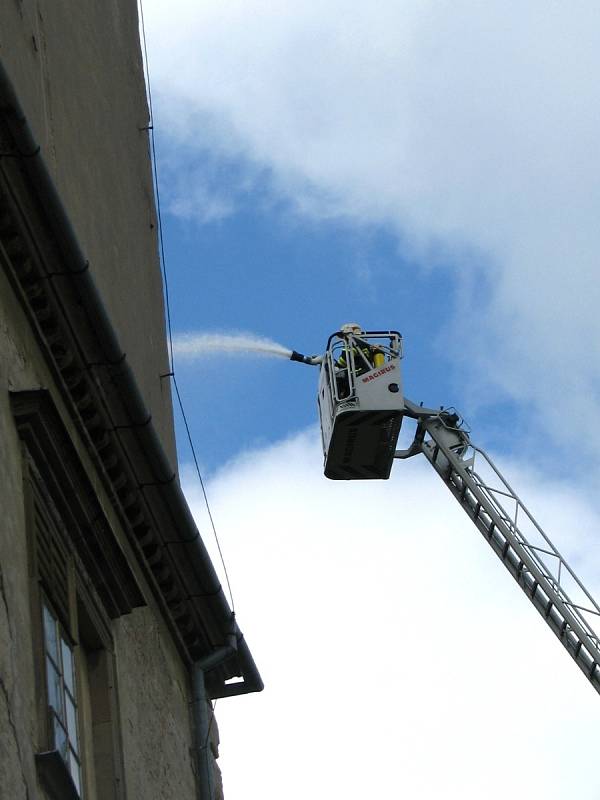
[[0, 62, 262, 697]]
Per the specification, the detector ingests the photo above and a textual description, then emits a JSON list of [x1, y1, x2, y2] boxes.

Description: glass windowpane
[[65, 694, 78, 753], [53, 714, 68, 760], [46, 657, 64, 720], [69, 749, 82, 795], [43, 604, 82, 796], [43, 604, 58, 661], [61, 638, 74, 693]]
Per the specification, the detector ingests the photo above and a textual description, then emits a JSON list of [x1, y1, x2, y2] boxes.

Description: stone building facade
[[0, 3, 261, 799]]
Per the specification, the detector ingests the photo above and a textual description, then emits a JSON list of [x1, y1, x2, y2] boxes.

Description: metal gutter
[[0, 58, 263, 698]]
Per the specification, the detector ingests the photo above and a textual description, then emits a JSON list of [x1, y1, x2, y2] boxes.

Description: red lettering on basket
[[362, 364, 396, 383]]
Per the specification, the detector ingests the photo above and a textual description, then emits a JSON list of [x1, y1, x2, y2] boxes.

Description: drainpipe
[[192, 636, 237, 800]]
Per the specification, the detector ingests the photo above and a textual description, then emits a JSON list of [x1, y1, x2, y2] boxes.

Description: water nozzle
[[290, 350, 323, 366]]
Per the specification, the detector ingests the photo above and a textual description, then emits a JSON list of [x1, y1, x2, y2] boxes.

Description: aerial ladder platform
[[292, 324, 600, 695], [414, 410, 600, 694]]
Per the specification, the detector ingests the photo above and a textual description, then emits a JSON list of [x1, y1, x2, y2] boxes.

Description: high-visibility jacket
[[336, 344, 385, 375], [337, 344, 374, 375]]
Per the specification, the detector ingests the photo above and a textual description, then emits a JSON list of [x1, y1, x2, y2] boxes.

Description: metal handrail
[[424, 421, 600, 668]]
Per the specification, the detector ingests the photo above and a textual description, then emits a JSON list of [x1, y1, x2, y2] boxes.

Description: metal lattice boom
[[418, 414, 600, 694]]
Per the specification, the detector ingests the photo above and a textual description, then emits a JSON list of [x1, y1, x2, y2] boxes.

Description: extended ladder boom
[[404, 409, 600, 694], [310, 326, 600, 692]]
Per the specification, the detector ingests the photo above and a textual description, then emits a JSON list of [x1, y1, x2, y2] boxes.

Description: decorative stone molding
[[11, 389, 144, 618]]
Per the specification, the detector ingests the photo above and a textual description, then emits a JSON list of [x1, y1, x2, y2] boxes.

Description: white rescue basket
[[317, 330, 404, 479]]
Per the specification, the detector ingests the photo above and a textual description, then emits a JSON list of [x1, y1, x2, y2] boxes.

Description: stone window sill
[[35, 750, 79, 800]]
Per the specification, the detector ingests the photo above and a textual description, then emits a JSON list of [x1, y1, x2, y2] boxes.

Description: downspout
[[192, 636, 237, 800]]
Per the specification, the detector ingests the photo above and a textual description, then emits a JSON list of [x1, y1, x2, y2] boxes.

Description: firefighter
[[337, 323, 384, 374], [335, 323, 384, 396], [337, 340, 374, 376]]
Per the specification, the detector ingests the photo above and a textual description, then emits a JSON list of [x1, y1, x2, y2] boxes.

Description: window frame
[[12, 391, 134, 800], [42, 597, 84, 796]]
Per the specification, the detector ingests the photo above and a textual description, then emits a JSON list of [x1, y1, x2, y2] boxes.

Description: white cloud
[[143, 0, 600, 462], [141, 5, 600, 791], [183, 429, 600, 800]]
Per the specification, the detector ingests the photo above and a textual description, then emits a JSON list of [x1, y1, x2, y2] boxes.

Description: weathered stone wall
[[0, 3, 225, 798], [113, 608, 196, 799], [0, 265, 198, 798], [0, 0, 176, 465], [0, 267, 40, 798]]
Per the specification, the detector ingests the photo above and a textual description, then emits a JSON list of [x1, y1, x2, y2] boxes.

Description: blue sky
[[160, 172, 474, 471], [160, 145, 573, 483], [141, 2, 600, 798]]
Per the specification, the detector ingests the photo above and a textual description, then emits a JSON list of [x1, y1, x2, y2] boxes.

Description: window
[[28, 465, 126, 800], [42, 601, 83, 795], [12, 390, 141, 800], [27, 460, 127, 800]]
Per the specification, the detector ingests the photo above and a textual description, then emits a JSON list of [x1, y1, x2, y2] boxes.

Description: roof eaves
[[0, 58, 262, 698]]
